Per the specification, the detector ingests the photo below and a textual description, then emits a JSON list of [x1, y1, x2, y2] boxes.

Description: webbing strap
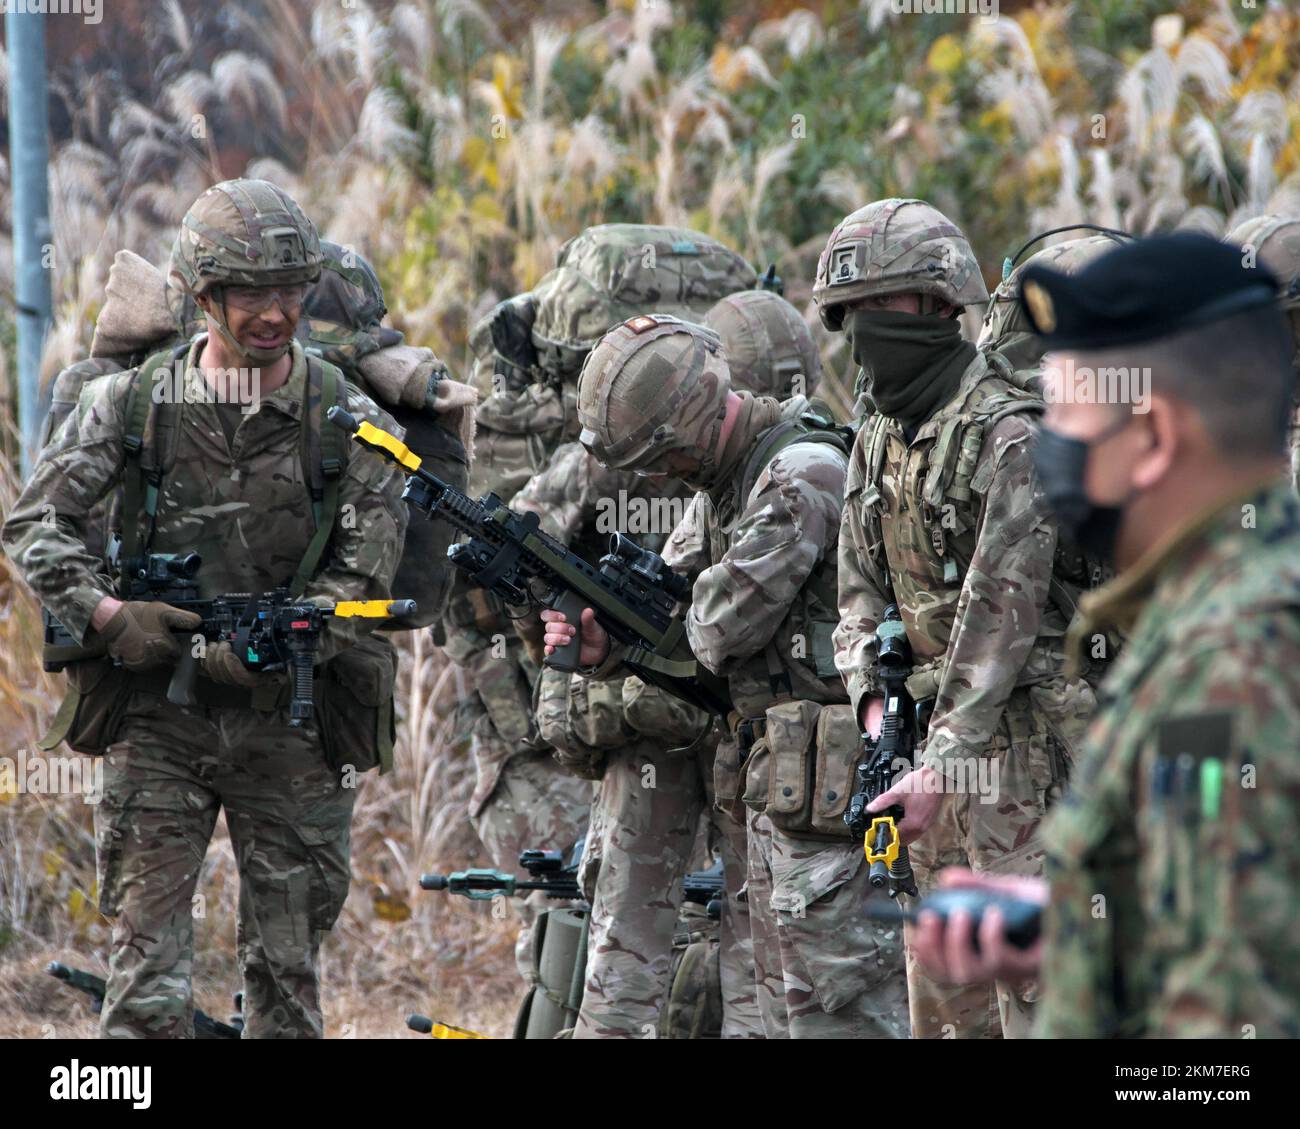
[[118, 345, 186, 594], [291, 357, 346, 598]]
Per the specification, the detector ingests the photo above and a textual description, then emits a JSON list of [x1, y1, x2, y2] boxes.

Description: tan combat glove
[[98, 601, 203, 671]]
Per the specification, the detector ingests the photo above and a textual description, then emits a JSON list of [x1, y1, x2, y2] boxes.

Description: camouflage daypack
[[530, 224, 758, 380]]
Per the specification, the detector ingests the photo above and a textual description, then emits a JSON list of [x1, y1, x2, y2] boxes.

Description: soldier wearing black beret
[[909, 232, 1300, 1038]]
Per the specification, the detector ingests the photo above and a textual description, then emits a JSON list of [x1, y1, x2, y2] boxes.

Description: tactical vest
[[721, 404, 855, 721], [854, 353, 1110, 698]]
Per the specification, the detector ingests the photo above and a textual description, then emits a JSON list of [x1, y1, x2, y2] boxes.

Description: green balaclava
[[845, 309, 975, 430]]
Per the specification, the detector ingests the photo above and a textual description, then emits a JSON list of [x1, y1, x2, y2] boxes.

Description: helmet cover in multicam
[[1224, 215, 1300, 312], [812, 198, 988, 331], [531, 224, 756, 380], [167, 178, 323, 364], [578, 314, 731, 481], [704, 289, 823, 400], [300, 241, 402, 370], [978, 235, 1124, 370]]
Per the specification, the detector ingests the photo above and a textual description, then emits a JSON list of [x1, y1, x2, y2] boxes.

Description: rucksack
[[530, 224, 758, 377]]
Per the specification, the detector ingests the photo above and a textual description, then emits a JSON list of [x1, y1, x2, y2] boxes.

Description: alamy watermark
[[890, 0, 1000, 24], [1040, 357, 1151, 414], [0, 0, 102, 25], [0, 749, 102, 804], [149, 361, 262, 415], [594, 491, 688, 537]]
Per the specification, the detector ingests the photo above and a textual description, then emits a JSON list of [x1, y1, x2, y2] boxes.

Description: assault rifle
[[422, 842, 726, 918], [682, 858, 724, 921], [420, 841, 585, 901], [843, 603, 920, 899], [43, 548, 414, 726], [328, 407, 732, 717], [46, 962, 242, 1039]]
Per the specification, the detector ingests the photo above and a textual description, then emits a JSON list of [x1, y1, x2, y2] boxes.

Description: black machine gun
[[46, 961, 242, 1039], [43, 547, 414, 727], [843, 604, 922, 899], [681, 858, 724, 920], [328, 408, 731, 717]]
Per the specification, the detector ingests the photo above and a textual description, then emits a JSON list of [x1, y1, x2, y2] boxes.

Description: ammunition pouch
[[39, 657, 134, 756], [536, 666, 620, 781], [660, 903, 723, 1039], [746, 699, 859, 840], [316, 633, 399, 775]]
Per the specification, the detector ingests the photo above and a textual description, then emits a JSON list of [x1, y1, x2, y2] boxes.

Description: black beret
[[1018, 231, 1280, 349]]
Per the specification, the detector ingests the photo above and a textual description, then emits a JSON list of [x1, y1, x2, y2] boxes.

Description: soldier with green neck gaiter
[[821, 198, 1100, 1041]]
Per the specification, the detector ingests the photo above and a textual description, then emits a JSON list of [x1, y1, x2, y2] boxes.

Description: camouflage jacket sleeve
[[687, 443, 846, 675], [513, 441, 607, 545], [1, 371, 135, 642], [920, 416, 1057, 780], [1040, 633, 1300, 1038], [833, 420, 889, 721], [307, 383, 410, 664], [663, 490, 715, 583]]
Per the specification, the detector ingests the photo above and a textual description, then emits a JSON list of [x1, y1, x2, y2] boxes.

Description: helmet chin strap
[[207, 292, 292, 369]]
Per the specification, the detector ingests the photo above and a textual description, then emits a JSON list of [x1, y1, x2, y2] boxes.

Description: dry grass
[[2, 0, 1299, 1038]]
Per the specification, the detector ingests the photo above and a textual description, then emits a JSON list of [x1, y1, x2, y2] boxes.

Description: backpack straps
[[291, 355, 348, 599], [118, 344, 189, 594]]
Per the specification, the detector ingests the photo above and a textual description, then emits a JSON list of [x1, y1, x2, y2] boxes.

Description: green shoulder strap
[[290, 355, 348, 598], [118, 344, 188, 593], [736, 410, 852, 509]]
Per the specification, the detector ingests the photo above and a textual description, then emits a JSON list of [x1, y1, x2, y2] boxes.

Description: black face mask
[[1033, 418, 1134, 563], [844, 308, 975, 430]]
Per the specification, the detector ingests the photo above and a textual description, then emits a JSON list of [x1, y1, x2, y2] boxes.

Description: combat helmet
[[979, 230, 1128, 371], [167, 178, 323, 363], [578, 314, 731, 481], [813, 198, 988, 331], [704, 289, 822, 399]]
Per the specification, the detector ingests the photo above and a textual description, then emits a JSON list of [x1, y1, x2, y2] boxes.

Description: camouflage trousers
[[574, 740, 761, 1039], [468, 741, 592, 981], [94, 690, 356, 1039], [747, 811, 909, 1039], [905, 685, 1085, 1039]]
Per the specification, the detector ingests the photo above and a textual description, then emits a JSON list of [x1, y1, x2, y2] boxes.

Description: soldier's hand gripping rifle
[[43, 549, 415, 727], [843, 604, 919, 899], [328, 407, 732, 716], [46, 962, 242, 1039]]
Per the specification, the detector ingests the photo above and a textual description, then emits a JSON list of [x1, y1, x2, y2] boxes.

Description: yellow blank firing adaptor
[[331, 599, 416, 618], [865, 815, 901, 866], [356, 419, 423, 472]]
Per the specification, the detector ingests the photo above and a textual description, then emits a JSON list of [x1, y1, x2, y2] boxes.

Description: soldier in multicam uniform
[[1222, 215, 1300, 490], [542, 314, 908, 1039], [912, 232, 1300, 1038], [515, 289, 818, 1038], [823, 199, 1098, 1039], [442, 226, 755, 991], [2, 179, 409, 1038], [977, 232, 1129, 374]]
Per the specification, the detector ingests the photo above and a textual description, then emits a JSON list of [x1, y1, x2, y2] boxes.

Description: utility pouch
[[316, 633, 398, 775], [39, 657, 134, 756], [762, 699, 857, 840]]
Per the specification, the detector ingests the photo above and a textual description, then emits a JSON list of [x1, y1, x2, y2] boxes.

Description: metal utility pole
[[6, 7, 53, 472]]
